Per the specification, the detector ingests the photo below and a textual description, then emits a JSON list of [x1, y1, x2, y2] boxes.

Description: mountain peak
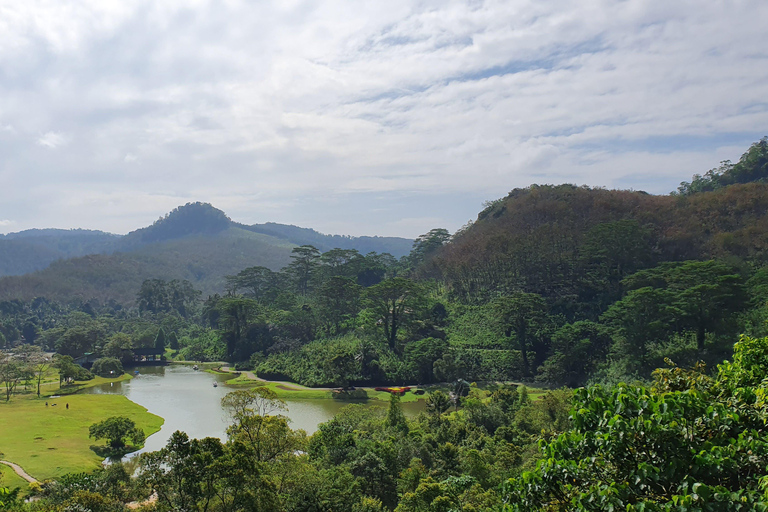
[[127, 202, 232, 244]]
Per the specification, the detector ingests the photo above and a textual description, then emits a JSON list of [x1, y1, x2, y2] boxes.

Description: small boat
[[134, 370, 140, 375], [192, 365, 199, 371], [213, 382, 218, 388]]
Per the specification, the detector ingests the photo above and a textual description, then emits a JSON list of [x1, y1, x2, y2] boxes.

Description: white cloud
[[0, 0, 766, 237], [36, 131, 69, 149]]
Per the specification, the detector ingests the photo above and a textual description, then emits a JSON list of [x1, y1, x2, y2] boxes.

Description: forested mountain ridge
[[432, 138, 768, 310], [0, 229, 120, 276], [0, 202, 414, 288], [0, 227, 296, 303]]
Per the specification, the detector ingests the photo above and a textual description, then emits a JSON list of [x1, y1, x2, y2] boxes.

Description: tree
[[409, 228, 451, 267], [221, 389, 304, 463], [217, 297, 260, 360], [168, 331, 179, 350], [316, 276, 362, 335], [0, 353, 25, 401], [138, 431, 270, 512], [538, 321, 613, 387], [493, 293, 549, 375], [102, 332, 132, 364], [225, 266, 284, 302], [221, 387, 286, 418], [54, 354, 90, 387], [621, 260, 747, 351], [13, 344, 49, 398], [581, 219, 652, 301], [154, 328, 167, 352], [89, 416, 145, 449], [426, 390, 451, 416], [503, 335, 768, 510], [385, 393, 408, 432], [91, 358, 124, 378], [364, 278, 429, 350], [286, 245, 321, 295], [320, 248, 363, 279]]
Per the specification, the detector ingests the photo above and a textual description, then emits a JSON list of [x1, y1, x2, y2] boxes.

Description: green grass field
[[0, 393, 163, 481]]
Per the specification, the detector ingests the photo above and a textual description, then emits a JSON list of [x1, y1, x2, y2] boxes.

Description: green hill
[[0, 200, 414, 303], [0, 229, 119, 276], [430, 137, 768, 312], [0, 227, 296, 303]]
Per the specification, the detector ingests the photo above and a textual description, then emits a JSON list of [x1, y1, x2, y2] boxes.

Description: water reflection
[[82, 365, 424, 456]]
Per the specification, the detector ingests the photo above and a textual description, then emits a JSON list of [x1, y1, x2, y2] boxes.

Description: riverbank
[[0, 379, 163, 482], [174, 360, 428, 402]]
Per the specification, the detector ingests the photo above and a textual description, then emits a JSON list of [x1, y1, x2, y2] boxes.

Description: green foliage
[[54, 354, 93, 387], [88, 416, 145, 450], [493, 293, 550, 375], [364, 278, 430, 350], [677, 137, 768, 195], [0, 486, 21, 510], [90, 358, 123, 378], [503, 335, 768, 510]]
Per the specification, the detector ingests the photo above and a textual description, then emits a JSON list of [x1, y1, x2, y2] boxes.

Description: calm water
[[81, 365, 424, 456]]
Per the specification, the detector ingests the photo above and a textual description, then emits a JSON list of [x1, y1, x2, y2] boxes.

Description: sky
[[1, 0, 767, 239]]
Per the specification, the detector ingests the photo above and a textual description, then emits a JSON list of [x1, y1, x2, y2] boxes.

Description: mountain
[[0, 203, 414, 278], [0, 229, 119, 276], [0, 227, 296, 303], [0, 202, 414, 302]]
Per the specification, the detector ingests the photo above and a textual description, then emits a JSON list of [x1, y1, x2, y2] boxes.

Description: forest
[[1, 137, 768, 510]]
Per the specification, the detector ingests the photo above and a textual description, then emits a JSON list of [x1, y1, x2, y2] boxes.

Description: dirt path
[[0, 460, 39, 484]]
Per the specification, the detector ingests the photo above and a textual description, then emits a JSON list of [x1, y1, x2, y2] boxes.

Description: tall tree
[[364, 278, 428, 350], [623, 260, 747, 350], [217, 297, 260, 360], [154, 328, 167, 352], [286, 245, 321, 295], [316, 277, 362, 335], [493, 293, 549, 376], [409, 228, 451, 267]]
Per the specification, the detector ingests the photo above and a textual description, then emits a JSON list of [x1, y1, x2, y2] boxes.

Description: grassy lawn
[[0, 464, 30, 494], [224, 377, 428, 402], [0, 392, 163, 481]]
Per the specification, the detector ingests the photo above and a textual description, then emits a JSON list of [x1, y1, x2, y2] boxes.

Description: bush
[[91, 358, 124, 377]]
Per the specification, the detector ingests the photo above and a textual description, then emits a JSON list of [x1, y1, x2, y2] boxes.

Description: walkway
[[0, 460, 39, 484]]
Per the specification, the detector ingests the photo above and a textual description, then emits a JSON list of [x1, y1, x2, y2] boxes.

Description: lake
[[81, 365, 425, 456]]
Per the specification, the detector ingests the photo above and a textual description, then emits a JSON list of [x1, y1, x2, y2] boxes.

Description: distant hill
[[0, 202, 414, 303], [0, 229, 119, 276], [240, 222, 414, 256], [0, 227, 296, 303], [0, 203, 414, 279]]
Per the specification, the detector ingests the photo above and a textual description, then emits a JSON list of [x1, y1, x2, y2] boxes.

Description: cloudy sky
[[1, 0, 766, 238]]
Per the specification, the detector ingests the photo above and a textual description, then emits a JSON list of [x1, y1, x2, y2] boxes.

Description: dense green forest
[[3, 137, 768, 510]]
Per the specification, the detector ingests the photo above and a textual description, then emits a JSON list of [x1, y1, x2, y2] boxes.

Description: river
[[80, 365, 425, 456]]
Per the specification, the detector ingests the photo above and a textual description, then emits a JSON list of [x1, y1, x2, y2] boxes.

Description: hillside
[[0, 229, 119, 276], [0, 227, 296, 303], [430, 138, 768, 312], [241, 222, 414, 256], [0, 203, 413, 279]]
